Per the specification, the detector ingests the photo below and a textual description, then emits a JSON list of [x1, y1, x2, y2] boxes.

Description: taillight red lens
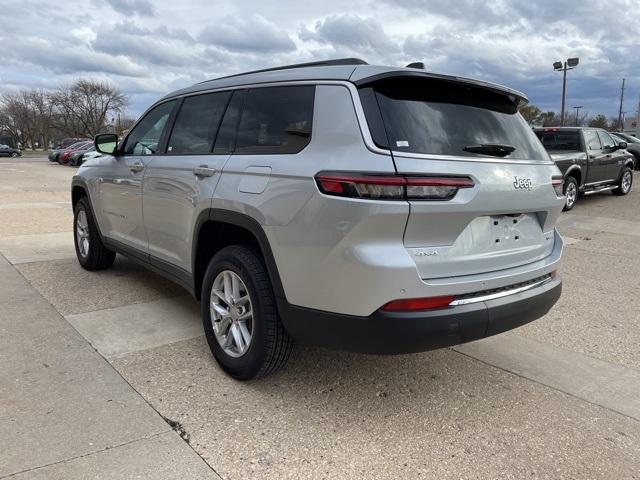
[[315, 172, 474, 200], [381, 295, 455, 312], [551, 176, 564, 197]]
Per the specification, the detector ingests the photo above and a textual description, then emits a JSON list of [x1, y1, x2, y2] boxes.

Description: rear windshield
[[534, 130, 581, 151], [361, 77, 549, 161]]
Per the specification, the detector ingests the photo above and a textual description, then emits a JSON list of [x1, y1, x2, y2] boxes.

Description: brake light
[[315, 172, 474, 200], [382, 295, 455, 311], [552, 176, 564, 197]]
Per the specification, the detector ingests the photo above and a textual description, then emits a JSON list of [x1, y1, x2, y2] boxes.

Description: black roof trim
[[198, 58, 368, 85]]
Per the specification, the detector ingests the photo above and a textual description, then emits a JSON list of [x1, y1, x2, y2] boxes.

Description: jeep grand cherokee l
[[71, 58, 564, 379]]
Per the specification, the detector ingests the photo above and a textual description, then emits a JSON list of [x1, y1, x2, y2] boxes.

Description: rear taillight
[[552, 176, 564, 197], [382, 295, 455, 312], [315, 172, 474, 200]]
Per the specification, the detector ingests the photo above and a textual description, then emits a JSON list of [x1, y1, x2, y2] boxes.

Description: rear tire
[[201, 245, 293, 380], [73, 197, 116, 270], [613, 167, 633, 196], [11, 152, 18, 158], [563, 176, 578, 211]]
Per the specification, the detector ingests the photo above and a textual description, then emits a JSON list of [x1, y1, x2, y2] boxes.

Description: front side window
[[167, 92, 231, 154], [235, 86, 314, 154], [597, 130, 616, 150], [123, 100, 175, 155]]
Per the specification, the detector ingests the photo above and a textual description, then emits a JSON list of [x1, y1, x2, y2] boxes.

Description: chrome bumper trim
[[449, 275, 553, 306]]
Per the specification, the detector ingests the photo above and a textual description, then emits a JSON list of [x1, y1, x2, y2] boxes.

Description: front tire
[[201, 245, 293, 380], [563, 176, 578, 211], [613, 167, 633, 196], [73, 197, 116, 270], [11, 152, 18, 158]]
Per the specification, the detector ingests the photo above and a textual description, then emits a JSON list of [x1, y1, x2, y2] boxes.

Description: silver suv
[[72, 58, 564, 379]]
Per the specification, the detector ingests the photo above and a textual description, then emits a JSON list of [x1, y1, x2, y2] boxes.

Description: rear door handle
[[130, 163, 144, 173], [193, 165, 216, 177]]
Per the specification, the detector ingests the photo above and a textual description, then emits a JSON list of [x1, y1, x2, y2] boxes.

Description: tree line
[[0, 79, 134, 150], [519, 104, 618, 130]]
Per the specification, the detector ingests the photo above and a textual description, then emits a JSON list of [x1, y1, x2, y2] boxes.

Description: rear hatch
[[358, 74, 564, 279]]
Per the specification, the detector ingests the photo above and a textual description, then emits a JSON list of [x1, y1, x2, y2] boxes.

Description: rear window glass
[[363, 77, 549, 161], [167, 92, 231, 154], [235, 86, 314, 154], [534, 131, 581, 151]]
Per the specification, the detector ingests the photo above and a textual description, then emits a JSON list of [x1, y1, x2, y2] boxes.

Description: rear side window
[[123, 100, 175, 155], [235, 86, 314, 154], [534, 131, 581, 151], [584, 130, 601, 150], [167, 92, 231, 154], [362, 77, 549, 161]]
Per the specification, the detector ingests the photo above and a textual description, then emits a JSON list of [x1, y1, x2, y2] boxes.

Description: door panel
[[99, 100, 176, 253], [143, 154, 229, 271], [597, 130, 622, 181], [97, 155, 149, 253], [583, 129, 608, 183]]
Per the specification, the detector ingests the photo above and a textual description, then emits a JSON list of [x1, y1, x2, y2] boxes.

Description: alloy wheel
[[565, 181, 577, 209], [622, 170, 632, 193], [75, 210, 90, 258], [210, 270, 253, 358]]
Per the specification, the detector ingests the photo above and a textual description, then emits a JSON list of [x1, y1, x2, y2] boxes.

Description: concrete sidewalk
[[0, 254, 220, 479]]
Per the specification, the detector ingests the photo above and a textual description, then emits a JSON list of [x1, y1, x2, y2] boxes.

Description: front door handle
[[130, 163, 144, 173], [193, 165, 216, 177]]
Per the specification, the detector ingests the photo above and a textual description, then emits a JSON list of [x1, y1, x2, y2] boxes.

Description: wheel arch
[[564, 166, 582, 187], [192, 209, 286, 301]]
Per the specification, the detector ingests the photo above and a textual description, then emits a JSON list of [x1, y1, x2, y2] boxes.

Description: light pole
[[553, 57, 579, 126], [573, 105, 583, 126]]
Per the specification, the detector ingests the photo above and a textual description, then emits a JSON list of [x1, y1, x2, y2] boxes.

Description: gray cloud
[[104, 0, 156, 17], [198, 14, 296, 53], [299, 15, 399, 55], [1, 0, 638, 119]]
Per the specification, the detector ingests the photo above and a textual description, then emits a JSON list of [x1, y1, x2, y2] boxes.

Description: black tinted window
[[123, 101, 175, 155], [535, 130, 581, 151], [235, 86, 314, 154], [167, 92, 231, 154], [213, 90, 245, 154], [367, 78, 548, 160]]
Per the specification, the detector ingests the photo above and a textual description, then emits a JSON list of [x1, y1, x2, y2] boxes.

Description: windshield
[[362, 77, 549, 161], [534, 130, 582, 151]]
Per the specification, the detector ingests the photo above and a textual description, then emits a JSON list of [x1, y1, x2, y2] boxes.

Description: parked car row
[[48, 140, 100, 166], [534, 127, 634, 210]]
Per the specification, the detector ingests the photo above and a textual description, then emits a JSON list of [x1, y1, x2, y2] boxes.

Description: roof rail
[[199, 58, 368, 84]]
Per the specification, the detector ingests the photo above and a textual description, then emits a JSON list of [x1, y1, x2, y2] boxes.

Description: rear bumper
[[278, 275, 561, 354]]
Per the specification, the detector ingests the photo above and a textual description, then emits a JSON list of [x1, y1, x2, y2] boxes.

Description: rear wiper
[[463, 143, 516, 157]]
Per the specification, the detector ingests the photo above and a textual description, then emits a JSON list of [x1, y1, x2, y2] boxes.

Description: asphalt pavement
[[1, 157, 639, 479]]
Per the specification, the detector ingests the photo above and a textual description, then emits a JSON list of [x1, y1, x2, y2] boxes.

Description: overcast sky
[[1, 0, 639, 119]]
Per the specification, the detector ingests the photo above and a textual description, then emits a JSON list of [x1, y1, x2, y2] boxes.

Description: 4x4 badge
[[513, 176, 533, 190]]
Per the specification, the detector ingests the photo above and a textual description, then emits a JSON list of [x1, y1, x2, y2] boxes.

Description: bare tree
[[51, 79, 129, 138]]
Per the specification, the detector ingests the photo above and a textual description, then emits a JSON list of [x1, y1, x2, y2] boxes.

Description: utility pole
[[573, 105, 583, 126], [617, 78, 625, 131]]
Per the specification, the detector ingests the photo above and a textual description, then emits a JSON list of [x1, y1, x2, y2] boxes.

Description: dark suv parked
[[534, 127, 634, 210]]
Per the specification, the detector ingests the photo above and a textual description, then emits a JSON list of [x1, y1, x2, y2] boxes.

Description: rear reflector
[[381, 295, 455, 312], [315, 172, 474, 200]]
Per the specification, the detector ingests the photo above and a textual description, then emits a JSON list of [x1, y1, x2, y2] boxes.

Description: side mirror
[[618, 141, 628, 150], [95, 133, 118, 155]]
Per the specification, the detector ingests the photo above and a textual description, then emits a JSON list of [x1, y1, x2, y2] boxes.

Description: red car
[[58, 141, 93, 164]]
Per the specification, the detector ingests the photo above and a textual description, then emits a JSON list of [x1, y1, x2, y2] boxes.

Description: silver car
[[71, 58, 565, 379]]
